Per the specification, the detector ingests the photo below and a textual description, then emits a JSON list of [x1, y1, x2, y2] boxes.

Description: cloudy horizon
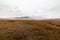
[[0, 0, 60, 18]]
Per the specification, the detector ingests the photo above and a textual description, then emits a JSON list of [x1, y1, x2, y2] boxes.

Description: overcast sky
[[0, 0, 60, 18]]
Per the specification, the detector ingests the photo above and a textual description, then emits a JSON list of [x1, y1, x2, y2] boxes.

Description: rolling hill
[[0, 19, 60, 40]]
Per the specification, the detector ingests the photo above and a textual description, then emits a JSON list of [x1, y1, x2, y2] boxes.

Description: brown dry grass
[[0, 20, 60, 40]]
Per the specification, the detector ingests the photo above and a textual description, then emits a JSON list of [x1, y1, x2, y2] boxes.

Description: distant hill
[[0, 16, 60, 20]]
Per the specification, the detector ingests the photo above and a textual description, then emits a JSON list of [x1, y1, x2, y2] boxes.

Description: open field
[[0, 20, 60, 40]]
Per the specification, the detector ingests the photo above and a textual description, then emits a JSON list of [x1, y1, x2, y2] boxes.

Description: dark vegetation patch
[[56, 25, 60, 27]]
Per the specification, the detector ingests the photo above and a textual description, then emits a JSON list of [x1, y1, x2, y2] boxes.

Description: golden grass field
[[0, 20, 60, 40]]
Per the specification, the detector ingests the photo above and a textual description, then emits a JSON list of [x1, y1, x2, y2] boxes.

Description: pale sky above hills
[[0, 0, 60, 18]]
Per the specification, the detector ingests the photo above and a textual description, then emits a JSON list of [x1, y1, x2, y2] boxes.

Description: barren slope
[[0, 20, 60, 40]]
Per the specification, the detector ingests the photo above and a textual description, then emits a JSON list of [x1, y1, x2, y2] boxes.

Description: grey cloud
[[0, 0, 60, 18]]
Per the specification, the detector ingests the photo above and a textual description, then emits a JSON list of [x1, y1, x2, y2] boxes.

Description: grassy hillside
[[0, 20, 60, 40]]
